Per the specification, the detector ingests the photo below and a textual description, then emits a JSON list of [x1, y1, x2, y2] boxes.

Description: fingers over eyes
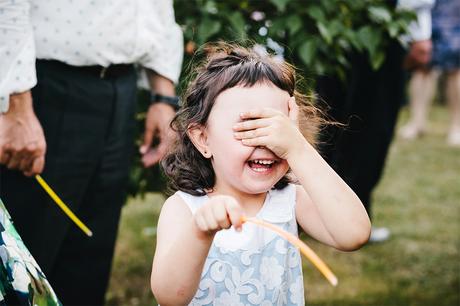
[[241, 136, 269, 147], [234, 127, 270, 139], [239, 108, 279, 120], [233, 118, 270, 132]]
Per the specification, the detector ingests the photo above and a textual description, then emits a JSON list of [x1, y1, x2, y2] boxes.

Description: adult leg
[[45, 68, 137, 305], [316, 76, 348, 167], [0, 60, 112, 274], [334, 42, 406, 217], [446, 69, 460, 146], [399, 69, 439, 140]]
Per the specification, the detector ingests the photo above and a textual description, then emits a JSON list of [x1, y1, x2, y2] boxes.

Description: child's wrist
[[286, 139, 315, 164]]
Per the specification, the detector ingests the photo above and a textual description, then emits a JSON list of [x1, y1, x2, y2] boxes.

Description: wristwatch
[[150, 93, 180, 110]]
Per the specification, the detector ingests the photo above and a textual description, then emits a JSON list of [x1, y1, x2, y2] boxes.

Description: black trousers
[[317, 42, 406, 217], [0, 60, 137, 305]]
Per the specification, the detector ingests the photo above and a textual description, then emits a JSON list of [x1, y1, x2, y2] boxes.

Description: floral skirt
[[0, 199, 60, 305]]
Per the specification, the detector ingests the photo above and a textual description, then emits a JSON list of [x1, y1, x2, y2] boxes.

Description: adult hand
[[140, 103, 176, 167], [0, 91, 46, 176], [404, 39, 432, 70]]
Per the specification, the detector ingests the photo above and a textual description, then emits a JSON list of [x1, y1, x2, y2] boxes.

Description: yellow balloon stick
[[241, 216, 338, 287], [35, 175, 93, 237]]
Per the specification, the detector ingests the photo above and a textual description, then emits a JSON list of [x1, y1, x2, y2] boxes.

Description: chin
[[241, 178, 285, 194]]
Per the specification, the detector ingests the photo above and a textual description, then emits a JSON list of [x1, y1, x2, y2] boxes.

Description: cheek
[[209, 129, 251, 157], [211, 137, 253, 167], [278, 160, 290, 175]]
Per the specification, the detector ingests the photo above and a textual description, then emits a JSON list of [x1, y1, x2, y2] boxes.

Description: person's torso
[[177, 184, 305, 306], [30, 0, 172, 66]]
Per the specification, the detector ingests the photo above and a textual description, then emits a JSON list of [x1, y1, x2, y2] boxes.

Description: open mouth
[[247, 159, 277, 172]]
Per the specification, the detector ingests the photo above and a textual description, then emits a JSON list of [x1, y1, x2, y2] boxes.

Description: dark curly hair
[[162, 42, 324, 196]]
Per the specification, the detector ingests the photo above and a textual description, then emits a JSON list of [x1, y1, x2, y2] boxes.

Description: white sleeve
[[140, 0, 183, 84], [0, 0, 37, 113], [398, 0, 435, 42]]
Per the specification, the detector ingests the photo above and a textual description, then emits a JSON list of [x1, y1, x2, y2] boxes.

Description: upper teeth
[[252, 160, 274, 165]]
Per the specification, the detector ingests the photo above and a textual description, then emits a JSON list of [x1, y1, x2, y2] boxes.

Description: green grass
[[106, 105, 460, 306]]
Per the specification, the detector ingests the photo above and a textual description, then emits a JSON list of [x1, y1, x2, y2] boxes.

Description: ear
[[187, 124, 212, 158], [288, 96, 299, 125]]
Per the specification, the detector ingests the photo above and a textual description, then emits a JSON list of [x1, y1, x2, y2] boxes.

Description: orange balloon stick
[[241, 216, 338, 286]]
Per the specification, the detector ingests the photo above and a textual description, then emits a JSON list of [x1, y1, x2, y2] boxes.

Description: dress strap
[[259, 184, 297, 223], [176, 191, 207, 214]]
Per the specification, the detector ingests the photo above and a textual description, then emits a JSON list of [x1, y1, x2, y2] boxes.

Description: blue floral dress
[[177, 184, 305, 306]]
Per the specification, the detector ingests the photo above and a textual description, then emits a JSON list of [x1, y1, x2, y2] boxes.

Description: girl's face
[[205, 83, 290, 197]]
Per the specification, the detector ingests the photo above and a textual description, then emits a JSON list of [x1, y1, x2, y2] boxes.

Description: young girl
[[151, 43, 371, 306]]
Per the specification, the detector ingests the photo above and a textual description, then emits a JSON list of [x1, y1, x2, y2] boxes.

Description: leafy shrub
[[127, 0, 415, 197]]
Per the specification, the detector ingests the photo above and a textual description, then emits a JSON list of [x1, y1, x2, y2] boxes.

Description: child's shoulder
[[156, 193, 192, 230], [164, 190, 207, 214], [161, 192, 186, 212]]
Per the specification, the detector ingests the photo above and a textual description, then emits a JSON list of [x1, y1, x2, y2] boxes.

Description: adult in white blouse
[[0, 1, 183, 305]]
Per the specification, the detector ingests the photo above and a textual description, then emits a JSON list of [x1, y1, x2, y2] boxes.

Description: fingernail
[[140, 146, 146, 154]]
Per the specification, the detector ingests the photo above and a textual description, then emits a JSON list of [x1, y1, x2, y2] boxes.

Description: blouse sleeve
[[139, 0, 183, 84], [0, 0, 37, 113], [398, 0, 435, 42]]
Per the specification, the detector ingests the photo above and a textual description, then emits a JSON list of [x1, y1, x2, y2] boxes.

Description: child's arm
[[233, 98, 371, 251], [289, 142, 371, 251], [151, 194, 243, 305]]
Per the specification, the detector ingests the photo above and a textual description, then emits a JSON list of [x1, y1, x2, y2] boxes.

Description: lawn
[[106, 105, 460, 306]]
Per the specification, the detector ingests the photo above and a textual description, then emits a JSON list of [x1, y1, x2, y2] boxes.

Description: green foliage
[[174, 0, 415, 81], [128, 0, 415, 197]]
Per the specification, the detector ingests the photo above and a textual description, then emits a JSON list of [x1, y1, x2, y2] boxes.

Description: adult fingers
[[6, 149, 24, 170], [18, 142, 38, 172], [0, 147, 11, 165], [0, 145, 4, 164], [19, 155, 34, 173], [24, 155, 45, 176], [141, 149, 160, 167], [140, 125, 155, 155], [141, 142, 168, 167]]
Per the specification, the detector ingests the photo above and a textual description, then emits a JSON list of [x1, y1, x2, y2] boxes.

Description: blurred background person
[[399, 0, 460, 146], [0, 0, 183, 305], [316, 0, 435, 243]]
